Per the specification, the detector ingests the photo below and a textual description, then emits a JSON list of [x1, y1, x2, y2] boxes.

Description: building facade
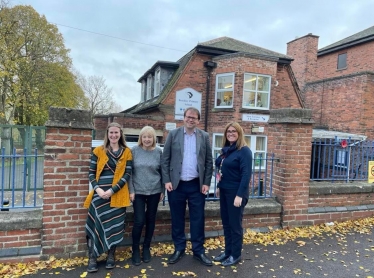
[[287, 26, 374, 139]]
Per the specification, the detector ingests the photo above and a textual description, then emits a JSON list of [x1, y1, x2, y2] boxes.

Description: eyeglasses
[[226, 129, 238, 134], [185, 116, 198, 121]]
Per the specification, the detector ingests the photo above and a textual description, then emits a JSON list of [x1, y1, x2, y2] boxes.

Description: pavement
[[22, 228, 374, 278]]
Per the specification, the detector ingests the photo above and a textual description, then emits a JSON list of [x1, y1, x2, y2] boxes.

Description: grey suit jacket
[[161, 126, 213, 190]]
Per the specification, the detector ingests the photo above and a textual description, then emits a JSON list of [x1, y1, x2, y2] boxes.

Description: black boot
[[142, 246, 151, 263], [87, 239, 98, 273], [132, 245, 141, 266], [106, 246, 116, 269]]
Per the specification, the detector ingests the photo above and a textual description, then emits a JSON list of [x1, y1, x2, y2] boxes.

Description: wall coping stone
[[45, 107, 93, 130], [0, 208, 42, 231], [309, 181, 374, 195]]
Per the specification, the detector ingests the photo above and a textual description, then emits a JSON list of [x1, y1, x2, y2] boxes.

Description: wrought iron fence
[[0, 148, 44, 210], [310, 138, 374, 182]]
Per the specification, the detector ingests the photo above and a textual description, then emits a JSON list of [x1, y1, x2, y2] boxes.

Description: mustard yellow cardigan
[[84, 146, 132, 208]]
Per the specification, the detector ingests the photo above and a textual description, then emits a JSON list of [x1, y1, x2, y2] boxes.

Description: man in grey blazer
[[161, 107, 213, 266]]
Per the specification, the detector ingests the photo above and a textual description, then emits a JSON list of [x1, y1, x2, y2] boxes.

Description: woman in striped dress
[[84, 122, 132, 273]]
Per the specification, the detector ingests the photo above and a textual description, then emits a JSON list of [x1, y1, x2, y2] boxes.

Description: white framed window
[[215, 73, 234, 108], [141, 80, 146, 101], [147, 75, 152, 100], [242, 73, 270, 109], [212, 133, 267, 169], [154, 69, 160, 96]]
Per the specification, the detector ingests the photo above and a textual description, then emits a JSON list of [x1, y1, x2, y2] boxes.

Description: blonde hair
[[222, 122, 247, 150], [137, 126, 157, 148], [103, 122, 127, 151]]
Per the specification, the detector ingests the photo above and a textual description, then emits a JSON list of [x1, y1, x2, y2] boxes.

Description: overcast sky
[[15, 0, 374, 111]]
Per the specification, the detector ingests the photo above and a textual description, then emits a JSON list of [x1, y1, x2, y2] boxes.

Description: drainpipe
[[203, 61, 217, 131]]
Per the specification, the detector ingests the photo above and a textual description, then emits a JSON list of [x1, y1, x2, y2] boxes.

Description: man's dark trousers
[[167, 178, 205, 255]]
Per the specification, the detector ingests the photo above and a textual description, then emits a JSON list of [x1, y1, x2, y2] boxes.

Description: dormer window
[[154, 69, 160, 96], [147, 75, 152, 100]]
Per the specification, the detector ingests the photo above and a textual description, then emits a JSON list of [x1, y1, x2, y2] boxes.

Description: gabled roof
[[199, 36, 292, 60], [318, 25, 374, 56], [124, 37, 292, 114]]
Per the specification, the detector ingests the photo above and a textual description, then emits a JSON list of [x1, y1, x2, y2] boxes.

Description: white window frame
[[212, 133, 267, 170], [146, 75, 152, 100], [242, 73, 271, 110], [141, 80, 146, 102], [154, 69, 160, 96], [215, 73, 235, 108]]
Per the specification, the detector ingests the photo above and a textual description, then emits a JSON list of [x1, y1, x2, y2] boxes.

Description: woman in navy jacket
[[213, 122, 252, 266]]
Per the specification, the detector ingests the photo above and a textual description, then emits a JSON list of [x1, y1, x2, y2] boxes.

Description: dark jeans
[[219, 188, 248, 259], [131, 193, 161, 248], [167, 178, 205, 255]]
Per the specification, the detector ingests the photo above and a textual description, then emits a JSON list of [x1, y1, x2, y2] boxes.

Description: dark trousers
[[219, 188, 248, 259], [131, 193, 161, 248], [167, 178, 205, 255]]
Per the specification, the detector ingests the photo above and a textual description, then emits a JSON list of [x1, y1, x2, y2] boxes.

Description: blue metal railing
[[310, 138, 374, 182], [162, 153, 277, 205], [0, 148, 44, 210]]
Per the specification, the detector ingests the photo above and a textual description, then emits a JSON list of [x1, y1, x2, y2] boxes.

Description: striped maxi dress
[[85, 148, 131, 256]]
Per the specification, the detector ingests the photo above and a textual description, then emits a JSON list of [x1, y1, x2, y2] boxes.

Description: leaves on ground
[[1, 216, 374, 277]]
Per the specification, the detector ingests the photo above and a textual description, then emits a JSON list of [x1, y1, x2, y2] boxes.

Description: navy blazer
[[161, 126, 213, 190]]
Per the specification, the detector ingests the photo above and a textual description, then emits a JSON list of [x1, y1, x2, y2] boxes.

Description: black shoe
[[142, 247, 151, 263], [213, 252, 230, 262], [193, 253, 213, 266], [221, 256, 241, 267], [168, 250, 185, 264], [132, 248, 141, 266], [106, 246, 116, 269], [87, 258, 98, 273]]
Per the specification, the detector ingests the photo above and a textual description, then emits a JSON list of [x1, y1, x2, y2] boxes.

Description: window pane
[[258, 76, 270, 91], [215, 135, 223, 148], [337, 53, 347, 69], [256, 137, 266, 151], [244, 136, 251, 146], [254, 152, 266, 167], [244, 92, 256, 107], [218, 75, 233, 90], [244, 74, 256, 90]]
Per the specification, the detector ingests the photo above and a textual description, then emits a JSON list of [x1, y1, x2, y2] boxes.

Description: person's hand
[[159, 192, 164, 201], [165, 182, 173, 192], [201, 185, 209, 194], [102, 190, 113, 199], [234, 196, 242, 207], [95, 188, 106, 198], [130, 193, 135, 202], [216, 188, 220, 198]]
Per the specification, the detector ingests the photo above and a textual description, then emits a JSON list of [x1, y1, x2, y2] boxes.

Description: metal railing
[[0, 148, 44, 210], [162, 153, 277, 204], [310, 138, 374, 182]]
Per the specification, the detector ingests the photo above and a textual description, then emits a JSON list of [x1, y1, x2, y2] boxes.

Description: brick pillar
[[41, 107, 93, 259], [267, 108, 314, 227]]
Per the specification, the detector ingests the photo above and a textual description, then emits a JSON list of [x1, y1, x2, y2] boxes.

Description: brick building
[[95, 36, 305, 157], [287, 26, 374, 139]]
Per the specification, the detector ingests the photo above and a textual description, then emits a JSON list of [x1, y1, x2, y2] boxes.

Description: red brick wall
[[304, 73, 374, 138], [267, 122, 313, 227], [307, 210, 374, 226], [309, 193, 374, 207], [315, 40, 374, 80], [41, 127, 92, 258]]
